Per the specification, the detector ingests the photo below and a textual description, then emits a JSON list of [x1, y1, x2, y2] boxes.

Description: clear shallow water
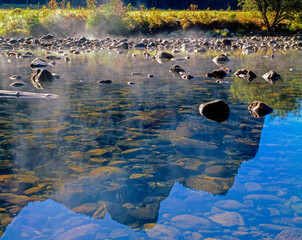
[[0, 47, 301, 239]]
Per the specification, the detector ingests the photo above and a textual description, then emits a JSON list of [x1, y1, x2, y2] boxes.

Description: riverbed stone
[[171, 214, 217, 230], [57, 224, 100, 240], [291, 202, 302, 214], [146, 224, 181, 239], [205, 165, 233, 178], [274, 228, 302, 240], [214, 200, 246, 210], [208, 212, 245, 226], [71, 203, 98, 215]]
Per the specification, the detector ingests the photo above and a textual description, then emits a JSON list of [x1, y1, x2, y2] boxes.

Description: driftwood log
[[0, 90, 59, 99]]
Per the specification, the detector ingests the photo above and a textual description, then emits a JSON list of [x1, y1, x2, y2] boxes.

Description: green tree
[[239, 0, 302, 31]]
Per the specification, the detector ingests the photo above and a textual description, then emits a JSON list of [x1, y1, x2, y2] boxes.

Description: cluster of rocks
[[1, 34, 301, 58]]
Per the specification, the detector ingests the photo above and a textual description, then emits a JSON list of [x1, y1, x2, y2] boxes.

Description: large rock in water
[[248, 101, 274, 118], [206, 69, 227, 79], [213, 54, 229, 65], [234, 69, 257, 82], [199, 100, 230, 122], [169, 65, 186, 75], [155, 51, 174, 60], [262, 70, 281, 84], [30, 69, 54, 89], [29, 58, 49, 70]]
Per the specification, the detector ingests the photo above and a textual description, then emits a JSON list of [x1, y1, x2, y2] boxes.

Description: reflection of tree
[[230, 76, 302, 118]]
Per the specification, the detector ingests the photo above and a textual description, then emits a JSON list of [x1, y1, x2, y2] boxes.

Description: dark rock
[[46, 55, 61, 60], [262, 70, 281, 84], [206, 69, 227, 79], [98, 80, 112, 84], [40, 34, 54, 40], [222, 39, 232, 45], [248, 101, 274, 118], [199, 100, 230, 122], [169, 65, 186, 75], [117, 42, 128, 49], [234, 69, 257, 82], [30, 69, 54, 89], [155, 51, 174, 60], [134, 43, 147, 49]]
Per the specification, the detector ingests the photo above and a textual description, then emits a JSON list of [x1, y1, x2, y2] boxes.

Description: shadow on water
[[0, 48, 300, 238]]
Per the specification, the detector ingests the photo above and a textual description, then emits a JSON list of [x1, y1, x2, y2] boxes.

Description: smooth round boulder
[[199, 100, 230, 122]]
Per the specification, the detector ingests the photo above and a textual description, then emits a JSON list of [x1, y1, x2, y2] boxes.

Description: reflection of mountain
[[50, 102, 264, 229], [0, 52, 265, 234]]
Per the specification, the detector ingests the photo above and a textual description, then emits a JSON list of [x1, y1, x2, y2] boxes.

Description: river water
[[0, 46, 301, 239]]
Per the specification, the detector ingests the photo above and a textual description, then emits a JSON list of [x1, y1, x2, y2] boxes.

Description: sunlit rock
[[199, 100, 230, 122], [213, 54, 229, 65], [234, 69, 257, 82], [248, 101, 274, 118], [262, 70, 281, 84], [29, 58, 49, 70]]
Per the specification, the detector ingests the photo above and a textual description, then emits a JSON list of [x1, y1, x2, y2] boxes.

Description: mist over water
[[0, 46, 301, 239]]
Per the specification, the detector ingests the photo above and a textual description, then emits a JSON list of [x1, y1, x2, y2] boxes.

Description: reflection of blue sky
[[2, 113, 302, 239]]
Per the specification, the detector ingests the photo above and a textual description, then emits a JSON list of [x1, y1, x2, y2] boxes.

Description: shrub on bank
[[0, 5, 300, 37]]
